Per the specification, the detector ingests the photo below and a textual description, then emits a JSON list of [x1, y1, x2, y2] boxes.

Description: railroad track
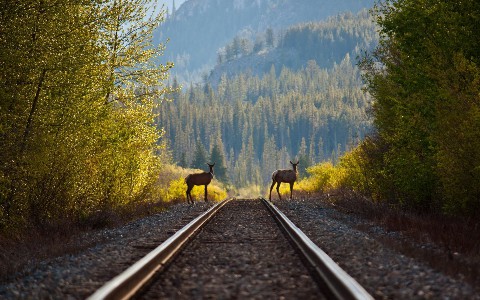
[[88, 198, 372, 300]]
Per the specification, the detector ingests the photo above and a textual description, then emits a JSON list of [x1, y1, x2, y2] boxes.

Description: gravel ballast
[[139, 199, 324, 299], [0, 198, 478, 299], [0, 202, 212, 299], [275, 198, 479, 299]]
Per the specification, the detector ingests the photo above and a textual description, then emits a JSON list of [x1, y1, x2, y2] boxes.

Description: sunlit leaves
[[0, 0, 172, 231], [359, 0, 480, 215]]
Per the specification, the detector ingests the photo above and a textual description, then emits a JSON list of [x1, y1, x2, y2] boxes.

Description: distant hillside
[[208, 10, 378, 85], [154, 0, 375, 82], [157, 57, 372, 187]]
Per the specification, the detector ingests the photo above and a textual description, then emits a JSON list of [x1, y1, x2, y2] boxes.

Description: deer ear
[[290, 160, 293, 165], [296, 160, 299, 164]]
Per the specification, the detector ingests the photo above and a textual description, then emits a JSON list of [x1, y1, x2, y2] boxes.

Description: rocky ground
[[275, 198, 479, 299], [0, 198, 478, 299]]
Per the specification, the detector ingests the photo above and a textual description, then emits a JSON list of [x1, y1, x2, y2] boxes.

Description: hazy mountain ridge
[[208, 9, 378, 86], [154, 0, 375, 82]]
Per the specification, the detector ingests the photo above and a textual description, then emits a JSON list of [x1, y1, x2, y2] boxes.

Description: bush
[[293, 162, 345, 194], [157, 165, 228, 202], [162, 177, 227, 202]]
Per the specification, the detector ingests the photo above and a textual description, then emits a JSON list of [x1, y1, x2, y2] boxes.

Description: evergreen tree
[[262, 136, 278, 184], [210, 142, 228, 183], [297, 137, 310, 178], [253, 37, 264, 53], [240, 38, 252, 56], [232, 36, 241, 59], [179, 152, 188, 168], [266, 27, 275, 48], [308, 135, 317, 165], [192, 140, 208, 170]]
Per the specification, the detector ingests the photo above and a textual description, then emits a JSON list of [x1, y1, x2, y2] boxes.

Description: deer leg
[[204, 185, 208, 202], [289, 182, 294, 200], [186, 185, 193, 204], [276, 182, 282, 200], [269, 180, 276, 200]]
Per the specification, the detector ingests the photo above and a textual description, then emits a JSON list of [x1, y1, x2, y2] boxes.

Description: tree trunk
[[21, 68, 47, 153]]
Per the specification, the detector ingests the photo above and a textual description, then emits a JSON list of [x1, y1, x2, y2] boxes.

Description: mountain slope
[[154, 0, 375, 82], [208, 10, 378, 85]]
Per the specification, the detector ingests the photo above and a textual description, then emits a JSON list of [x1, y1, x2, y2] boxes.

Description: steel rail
[[88, 198, 232, 300], [261, 198, 373, 300]]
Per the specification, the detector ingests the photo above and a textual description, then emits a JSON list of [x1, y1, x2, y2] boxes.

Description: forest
[[0, 0, 174, 231], [158, 56, 370, 188], [1, 0, 479, 236], [158, 10, 377, 189], [310, 0, 480, 216], [216, 10, 377, 70]]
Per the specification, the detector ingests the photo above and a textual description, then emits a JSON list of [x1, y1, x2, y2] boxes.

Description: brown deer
[[269, 160, 299, 200], [185, 163, 215, 204]]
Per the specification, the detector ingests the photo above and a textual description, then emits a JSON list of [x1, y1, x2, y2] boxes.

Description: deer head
[[290, 160, 299, 172], [207, 163, 215, 175]]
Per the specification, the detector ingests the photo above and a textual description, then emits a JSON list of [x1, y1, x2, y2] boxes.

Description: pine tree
[[192, 140, 208, 170], [179, 152, 188, 168], [262, 136, 278, 184], [266, 27, 275, 48], [308, 135, 317, 165], [209, 142, 228, 183], [297, 137, 310, 178]]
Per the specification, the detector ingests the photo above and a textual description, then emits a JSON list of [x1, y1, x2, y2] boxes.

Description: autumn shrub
[[162, 177, 227, 202], [289, 161, 346, 196], [157, 165, 228, 202], [294, 139, 388, 201], [272, 183, 295, 199]]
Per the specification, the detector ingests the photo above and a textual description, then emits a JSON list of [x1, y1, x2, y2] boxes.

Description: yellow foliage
[[292, 160, 354, 194], [292, 143, 376, 198], [157, 165, 228, 202], [163, 178, 227, 202], [337, 146, 370, 193], [303, 162, 345, 192], [267, 179, 321, 198]]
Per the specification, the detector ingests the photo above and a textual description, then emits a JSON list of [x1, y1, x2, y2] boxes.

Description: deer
[[185, 163, 215, 204], [269, 160, 299, 201]]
